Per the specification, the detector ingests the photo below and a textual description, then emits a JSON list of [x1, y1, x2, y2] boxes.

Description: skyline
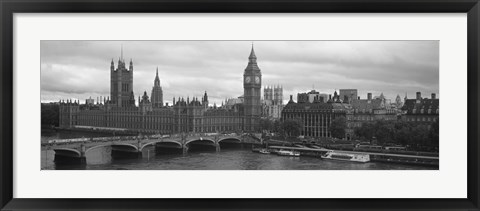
[[41, 41, 439, 105]]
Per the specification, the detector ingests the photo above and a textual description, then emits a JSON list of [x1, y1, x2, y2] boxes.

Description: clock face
[[245, 76, 251, 83], [255, 76, 260, 84]]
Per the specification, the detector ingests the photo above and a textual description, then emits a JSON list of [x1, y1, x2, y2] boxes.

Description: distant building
[[297, 92, 309, 103], [339, 89, 358, 104], [85, 97, 94, 105], [401, 92, 439, 128], [297, 90, 327, 103], [262, 85, 284, 119], [393, 94, 403, 109], [225, 96, 244, 110], [329, 90, 343, 103], [264, 86, 273, 101], [349, 93, 397, 129], [282, 94, 353, 138], [262, 100, 284, 120], [273, 85, 283, 105]]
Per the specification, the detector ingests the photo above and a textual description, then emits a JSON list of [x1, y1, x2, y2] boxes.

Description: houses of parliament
[[59, 46, 264, 134], [57, 45, 439, 139]]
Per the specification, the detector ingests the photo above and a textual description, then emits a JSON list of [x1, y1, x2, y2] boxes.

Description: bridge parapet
[[43, 133, 262, 161]]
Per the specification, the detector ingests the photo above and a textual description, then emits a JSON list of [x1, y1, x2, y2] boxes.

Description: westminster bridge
[[41, 133, 263, 164]]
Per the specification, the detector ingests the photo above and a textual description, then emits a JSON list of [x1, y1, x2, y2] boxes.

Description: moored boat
[[252, 148, 271, 154], [277, 149, 300, 156], [259, 148, 270, 154], [321, 150, 370, 163]]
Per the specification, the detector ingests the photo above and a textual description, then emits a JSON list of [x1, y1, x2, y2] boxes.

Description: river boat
[[277, 149, 300, 157], [259, 149, 270, 154], [252, 148, 271, 154], [321, 150, 370, 163]]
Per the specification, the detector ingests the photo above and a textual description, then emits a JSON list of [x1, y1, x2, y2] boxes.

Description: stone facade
[[243, 46, 262, 132], [110, 52, 135, 108], [401, 92, 439, 128], [281, 95, 352, 138], [349, 93, 398, 129], [58, 47, 262, 134], [262, 85, 284, 119]]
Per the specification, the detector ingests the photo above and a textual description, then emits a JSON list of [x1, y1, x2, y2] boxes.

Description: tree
[[355, 122, 375, 142], [392, 120, 414, 146], [373, 120, 394, 145], [259, 118, 273, 132], [394, 126, 412, 146], [281, 118, 303, 138], [354, 118, 437, 149], [330, 116, 347, 139], [410, 125, 430, 147], [41, 103, 59, 127], [270, 119, 283, 136]]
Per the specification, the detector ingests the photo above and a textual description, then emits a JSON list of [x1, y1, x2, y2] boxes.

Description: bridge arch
[[140, 140, 182, 151], [85, 144, 111, 154], [54, 148, 81, 157], [185, 138, 215, 146], [185, 138, 217, 152], [217, 137, 242, 150], [111, 143, 139, 152], [218, 137, 241, 143]]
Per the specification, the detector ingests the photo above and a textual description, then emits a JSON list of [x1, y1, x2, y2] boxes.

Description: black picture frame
[[1, 0, 479, 210]]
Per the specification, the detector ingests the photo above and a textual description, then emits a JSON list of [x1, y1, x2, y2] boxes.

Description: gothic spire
[[154, 67, 160, 86], [249, 43, 257, 60], [245, 43, 261, 74]]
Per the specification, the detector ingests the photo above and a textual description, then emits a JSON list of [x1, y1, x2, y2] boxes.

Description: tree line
[[352, 119, 439, 149], [260, 116, 439, 149], [259, 118, 303, 138]]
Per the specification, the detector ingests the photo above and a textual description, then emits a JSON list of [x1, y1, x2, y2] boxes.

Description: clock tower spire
[[243, 43, 262, 132]]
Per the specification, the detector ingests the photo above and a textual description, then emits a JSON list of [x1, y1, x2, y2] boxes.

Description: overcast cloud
[[41, 41, 439, 105]]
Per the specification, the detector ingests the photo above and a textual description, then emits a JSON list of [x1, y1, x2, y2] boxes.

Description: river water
[[41, 131, 437, 170]]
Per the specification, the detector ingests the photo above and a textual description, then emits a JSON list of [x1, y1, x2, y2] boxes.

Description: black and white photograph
[[40, 41, 439, 170]]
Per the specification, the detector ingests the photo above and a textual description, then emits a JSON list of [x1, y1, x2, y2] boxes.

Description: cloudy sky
[[41, 41, 439, 105]]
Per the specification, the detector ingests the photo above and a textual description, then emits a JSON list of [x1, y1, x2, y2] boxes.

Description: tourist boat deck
[[277, 149, 300, 156], [321, 150, 370, 163]]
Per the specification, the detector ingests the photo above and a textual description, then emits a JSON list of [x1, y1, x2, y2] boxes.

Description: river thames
[[41, 131, 437, 170]]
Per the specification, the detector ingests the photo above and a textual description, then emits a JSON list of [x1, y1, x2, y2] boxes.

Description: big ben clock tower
[[243, 44, 262, 132]]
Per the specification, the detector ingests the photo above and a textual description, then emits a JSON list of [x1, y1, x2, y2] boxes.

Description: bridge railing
[[42, 132, 248, 147]]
